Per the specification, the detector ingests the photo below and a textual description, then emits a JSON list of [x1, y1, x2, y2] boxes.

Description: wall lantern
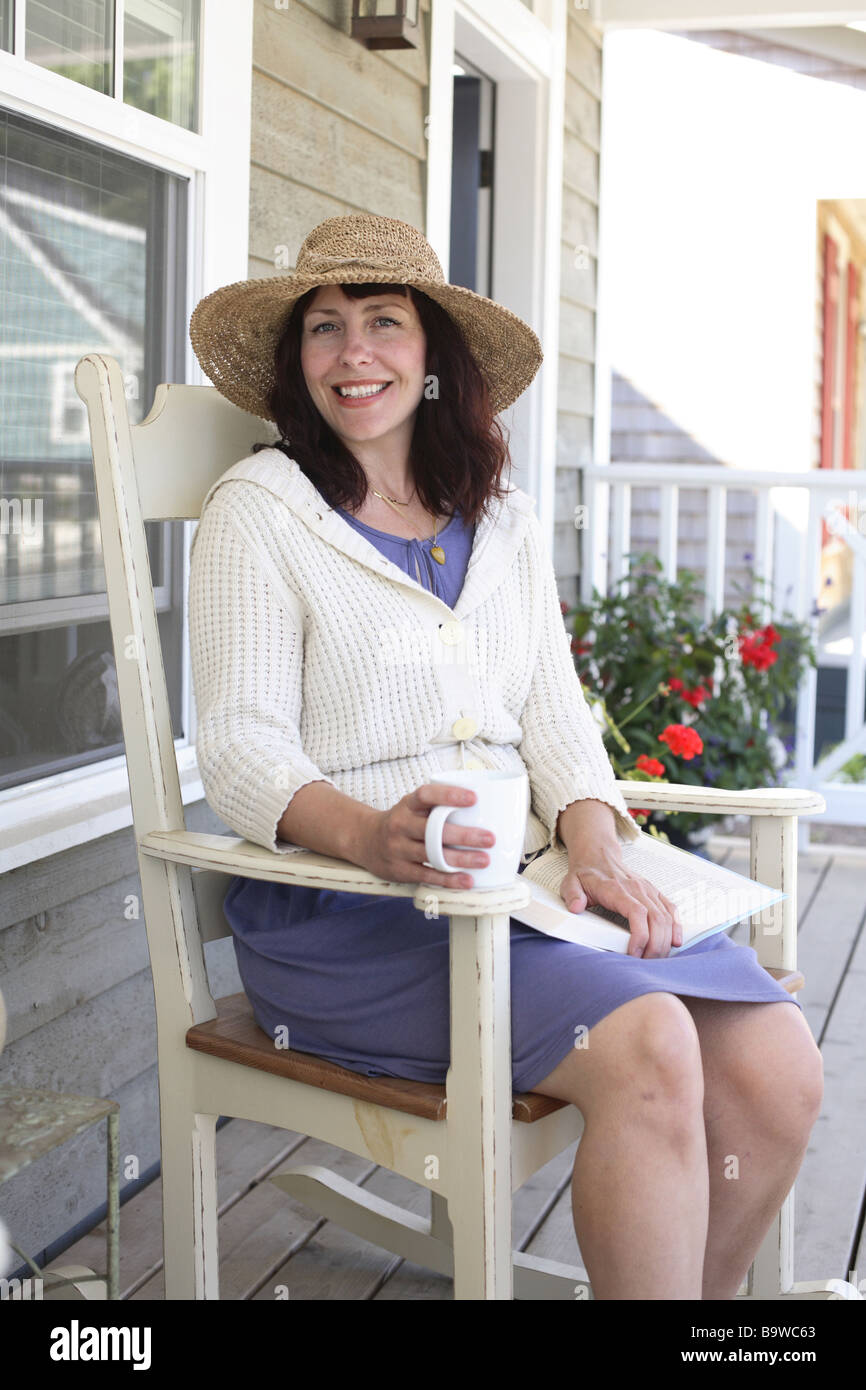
[[351, 1, 420, 51]]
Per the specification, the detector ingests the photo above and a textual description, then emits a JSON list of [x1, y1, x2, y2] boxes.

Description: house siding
[[0, 799, 239, 1265], [248, 0, 430, 280], [556, 8, 603, 599]]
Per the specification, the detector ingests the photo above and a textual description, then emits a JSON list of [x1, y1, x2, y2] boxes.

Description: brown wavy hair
[[251, 282, 513, 527]]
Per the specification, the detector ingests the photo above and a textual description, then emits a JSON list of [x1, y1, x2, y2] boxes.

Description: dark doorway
[[450, 59, 495, 295]]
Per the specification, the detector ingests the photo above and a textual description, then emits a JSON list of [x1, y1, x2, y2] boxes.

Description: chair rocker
[[73, 351, 861, 1301]]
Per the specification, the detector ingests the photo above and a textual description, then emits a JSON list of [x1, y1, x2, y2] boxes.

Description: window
[[1, 0, 13, 54], [21, 0, 200, 131], [25, 0, 115, 97], [0, 106, 189, 793], [123, 0, 199, 130], [0, 0, 249, 866]]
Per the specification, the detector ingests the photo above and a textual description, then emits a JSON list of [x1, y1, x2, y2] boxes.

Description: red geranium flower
[[668, 673, 711, 707], [635, 755, 666, 777], [739, 625, 780, 670], [681, 684, 710, 707], [628, 807, 652, 819], [657, 724, 704, 760]]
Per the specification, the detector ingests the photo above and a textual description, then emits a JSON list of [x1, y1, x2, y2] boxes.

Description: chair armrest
[[614, 782, 826, 818], [138, 829, 530, 918]]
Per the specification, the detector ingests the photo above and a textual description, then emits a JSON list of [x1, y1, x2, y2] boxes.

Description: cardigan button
[[438, 620, 463, 645], [464, 757, 484, 770], [451, 716, 478, 740]]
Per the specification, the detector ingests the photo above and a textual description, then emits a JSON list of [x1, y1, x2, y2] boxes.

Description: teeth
[[336, 383, 389, 398]]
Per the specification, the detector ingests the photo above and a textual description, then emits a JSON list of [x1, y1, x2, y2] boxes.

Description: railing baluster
[[705, 484, 726, 624], [609, 482, 631, 594], [753, 487, 774, 624], [793, 489, 823, 848], [659, 484, 678, 583], [844, 488, 866, 747], [582, 474, 609, 605]]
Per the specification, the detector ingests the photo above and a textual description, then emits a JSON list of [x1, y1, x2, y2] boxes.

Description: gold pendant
[[430, 545, 446, 565]]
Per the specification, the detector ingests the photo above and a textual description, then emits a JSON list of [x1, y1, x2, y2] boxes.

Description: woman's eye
[[310, 316, 399, 334]]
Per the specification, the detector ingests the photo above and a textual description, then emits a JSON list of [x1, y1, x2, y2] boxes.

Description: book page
[[522, 830, 785, 937], [513, 875, 741, 954]]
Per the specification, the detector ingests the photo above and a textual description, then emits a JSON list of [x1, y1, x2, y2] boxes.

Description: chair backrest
[[74, 353, 279, 1010]]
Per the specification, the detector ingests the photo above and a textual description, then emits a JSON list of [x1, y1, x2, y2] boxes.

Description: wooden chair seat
[[186, 993, 566, 1123], [186, 966, 805, 1127]]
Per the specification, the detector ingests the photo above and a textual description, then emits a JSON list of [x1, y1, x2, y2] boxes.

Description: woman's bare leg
[[530, 991, 709, 1300], [679, 996, 824, 1300]]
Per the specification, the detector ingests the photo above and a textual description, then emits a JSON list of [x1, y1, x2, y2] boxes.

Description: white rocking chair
[[73, 351, 860, 1301]]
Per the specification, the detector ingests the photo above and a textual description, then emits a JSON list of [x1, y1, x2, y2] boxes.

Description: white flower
[[767, 734, 788, 771], [590, 698, 608, 734]]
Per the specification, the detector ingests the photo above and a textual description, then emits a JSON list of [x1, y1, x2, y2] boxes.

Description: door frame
[[425, 0, 567, 540]]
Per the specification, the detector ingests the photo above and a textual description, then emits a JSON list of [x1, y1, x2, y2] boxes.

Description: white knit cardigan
[[188, 448, 640, 866]]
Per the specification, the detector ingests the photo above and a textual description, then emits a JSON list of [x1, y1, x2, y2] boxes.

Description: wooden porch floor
[[44, 833, 866, 1300]]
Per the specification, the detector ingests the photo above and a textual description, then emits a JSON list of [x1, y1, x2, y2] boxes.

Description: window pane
[[1, 0, 13, 54], [124, 0, 200, 133], [25, 1, 115, 96], [0, 106, 188, 791]]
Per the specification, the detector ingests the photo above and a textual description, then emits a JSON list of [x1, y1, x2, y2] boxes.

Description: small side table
[[0, 1085, 119, 1300]]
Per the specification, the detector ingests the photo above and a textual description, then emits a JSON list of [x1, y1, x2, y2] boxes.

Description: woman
[[188, 213, 823, 1301]]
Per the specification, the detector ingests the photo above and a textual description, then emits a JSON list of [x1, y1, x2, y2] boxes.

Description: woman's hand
[[559, 842, 684, 958], [355, 783, 495, 890]]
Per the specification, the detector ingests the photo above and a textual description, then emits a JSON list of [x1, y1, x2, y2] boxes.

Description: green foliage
[[820, 747, 866, 784]]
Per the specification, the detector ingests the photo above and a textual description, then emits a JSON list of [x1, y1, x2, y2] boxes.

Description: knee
[[732, 1013, 824, 1145], [618, 993, 705, 1134]]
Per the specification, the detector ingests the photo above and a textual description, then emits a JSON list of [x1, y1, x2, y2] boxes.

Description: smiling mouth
[[332, 382, 392, 399]]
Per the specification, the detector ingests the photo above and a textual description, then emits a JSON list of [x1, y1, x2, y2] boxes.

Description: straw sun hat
[[188, 213, 543, 422]]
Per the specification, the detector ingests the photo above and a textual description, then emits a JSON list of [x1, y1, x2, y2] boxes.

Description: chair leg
[[160, 1102, 219, 1300], [446, 909, 514, 1299], [745, 1187, 794, 1298]]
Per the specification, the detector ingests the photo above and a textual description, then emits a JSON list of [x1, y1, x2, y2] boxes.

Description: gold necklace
[[370, 487, 446, 564]]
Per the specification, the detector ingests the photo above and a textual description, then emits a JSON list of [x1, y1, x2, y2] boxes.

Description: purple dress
[[223, 505, 800, 1094]]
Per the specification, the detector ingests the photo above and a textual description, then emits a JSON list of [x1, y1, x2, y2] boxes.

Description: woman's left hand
[[559, 843, 684, 958]]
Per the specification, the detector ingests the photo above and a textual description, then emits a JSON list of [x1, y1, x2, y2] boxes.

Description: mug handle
[[424, 804, 464, 874]]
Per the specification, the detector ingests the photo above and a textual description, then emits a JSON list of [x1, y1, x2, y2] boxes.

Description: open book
[[514, 829, 786, 954]]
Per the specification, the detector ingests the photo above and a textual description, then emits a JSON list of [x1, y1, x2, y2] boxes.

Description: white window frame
[[425, 0, 567, 543], [0, 0, 254, 873]]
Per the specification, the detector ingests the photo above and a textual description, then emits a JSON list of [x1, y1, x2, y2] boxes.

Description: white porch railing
[[578, 464, 866, 844]]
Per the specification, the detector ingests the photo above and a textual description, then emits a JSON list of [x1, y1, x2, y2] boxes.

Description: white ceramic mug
[[423, 768, 530, 890]]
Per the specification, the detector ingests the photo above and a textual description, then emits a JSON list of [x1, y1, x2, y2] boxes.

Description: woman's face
[[300, 285, 428, 457]]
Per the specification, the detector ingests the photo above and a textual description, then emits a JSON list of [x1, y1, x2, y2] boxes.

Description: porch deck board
[[42, 838, 866, 1300]]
